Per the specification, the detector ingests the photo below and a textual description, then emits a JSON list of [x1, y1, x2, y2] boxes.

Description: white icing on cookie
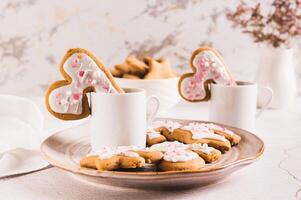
[[191, 131, 227, 141], [163, 149, 198, 162], [48, 53, 117, 115], [124, 145, 154, 152], [189, 143, 215, 155], [135, 147, 154, 152], [204, 123, 234, 135], [92, 146, 143, 159], [180, 50, 236, 101], [151, 141, 187, 152], [119, 151, 139, 158], [152, 120, 182, 132], [115, 146, 133, 153], [182, 122, 213, 133], [94, 146, 116, 160]]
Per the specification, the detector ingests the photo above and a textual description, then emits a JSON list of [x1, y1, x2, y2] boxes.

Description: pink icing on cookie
[[48, 53, 118, 115], [179, 48, 236, 101]]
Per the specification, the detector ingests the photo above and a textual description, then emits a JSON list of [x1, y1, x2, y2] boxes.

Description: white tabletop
[[0, 97, 301, 200]]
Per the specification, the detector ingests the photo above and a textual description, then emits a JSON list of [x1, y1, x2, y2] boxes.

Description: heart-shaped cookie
[[178, 47, 236, 102], [45, 48, 124, 120]]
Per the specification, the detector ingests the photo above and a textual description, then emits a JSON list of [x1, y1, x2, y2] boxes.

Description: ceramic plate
[[40, 118, 264, 189]]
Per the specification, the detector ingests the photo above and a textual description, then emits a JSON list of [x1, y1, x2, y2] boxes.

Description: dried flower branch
[[227, 0, 301, 48]]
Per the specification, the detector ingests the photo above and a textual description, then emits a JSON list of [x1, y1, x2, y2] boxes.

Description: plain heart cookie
[[45, 48, 124, 120], [178, 47, 236, 102]]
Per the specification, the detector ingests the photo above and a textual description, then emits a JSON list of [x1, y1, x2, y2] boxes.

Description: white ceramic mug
[[209, 81, 273, 131], [90, 88, 159, 151]]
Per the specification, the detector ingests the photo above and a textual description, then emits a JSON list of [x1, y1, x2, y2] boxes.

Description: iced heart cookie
[[151, 141, 221, 163], [133, 148, 164, 163], [203, 123, 241, 145], [45, 48, 124, 120], [178, 47, 236, 102], [158, 149, 205, 171], [117, 146, 164, 164], [152, 120, 183, 141], [188, 143, 221, 163], [146, 129, 167, 146], [171, 123, 231, 152]]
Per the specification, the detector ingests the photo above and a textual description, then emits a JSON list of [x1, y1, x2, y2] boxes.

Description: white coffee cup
[[89, 88, 159, 151], [209, 81, 273, 131]]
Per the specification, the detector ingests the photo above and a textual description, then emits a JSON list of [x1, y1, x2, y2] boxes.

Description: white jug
[[256, 47, 296, 109]]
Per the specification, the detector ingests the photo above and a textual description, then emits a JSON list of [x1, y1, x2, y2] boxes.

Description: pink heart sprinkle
[[78, 70, 85, 77], [75, 81, 81, 88], [195, 74, 203, 81], [72, 93, 81, 100], [56, 93, 61, 98], [71, 58, 79, 68], [214, 74, 221, 79], [202, 70, 208, 77], [87, 79, 93, 84], [198, 61, 205, 68]]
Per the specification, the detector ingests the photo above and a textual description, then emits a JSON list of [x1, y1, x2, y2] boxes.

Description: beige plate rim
[[40, 119, 264, 178]]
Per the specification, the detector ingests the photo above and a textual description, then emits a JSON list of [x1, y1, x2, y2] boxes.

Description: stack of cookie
[[111, 56, 177, 79], [80, 120, 241, 172]]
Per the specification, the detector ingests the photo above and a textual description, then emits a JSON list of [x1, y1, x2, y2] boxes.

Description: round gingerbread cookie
[[45, 48, 124, 120], [158, 149, 205, 171], [178, 47, 236, 102]]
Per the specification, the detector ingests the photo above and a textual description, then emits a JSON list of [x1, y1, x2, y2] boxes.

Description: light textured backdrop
[[0, 0, 300, 96]]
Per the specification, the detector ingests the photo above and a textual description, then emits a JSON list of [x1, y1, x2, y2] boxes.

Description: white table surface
[[0, 97, 301, 200]]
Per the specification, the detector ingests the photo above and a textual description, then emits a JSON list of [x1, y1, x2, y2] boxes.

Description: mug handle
[[256, 86, 273, 118], [146, 95, 160, 127]]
